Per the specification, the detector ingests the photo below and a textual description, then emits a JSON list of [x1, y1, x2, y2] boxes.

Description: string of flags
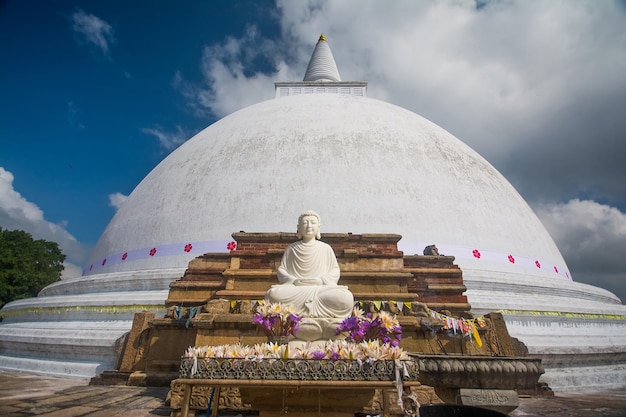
[[173, 306, 199, 328], [176, 300, 488, 347], [428, 309, 486, 347], [341, 300, 487, 348]]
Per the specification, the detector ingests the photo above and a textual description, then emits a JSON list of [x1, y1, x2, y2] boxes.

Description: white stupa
[[1, 35, 625, 390]]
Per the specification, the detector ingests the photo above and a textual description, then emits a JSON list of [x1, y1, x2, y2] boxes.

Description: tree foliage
[[0, 228, 65, 308]]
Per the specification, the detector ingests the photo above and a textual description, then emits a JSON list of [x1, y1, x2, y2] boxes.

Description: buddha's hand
[[294, 277, 324, 286]]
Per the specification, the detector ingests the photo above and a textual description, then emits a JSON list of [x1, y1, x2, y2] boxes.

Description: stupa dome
[[86, 93, 569, 287], [1, 36, 624, 390]]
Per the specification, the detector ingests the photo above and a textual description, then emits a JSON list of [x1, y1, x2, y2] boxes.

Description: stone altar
[[116, 229, 543, 416]]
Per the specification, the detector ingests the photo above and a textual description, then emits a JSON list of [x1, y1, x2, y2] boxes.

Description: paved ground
[[1, 371, 625, 416], [0, 372, 169, 416], [511, 390, 626, 417]]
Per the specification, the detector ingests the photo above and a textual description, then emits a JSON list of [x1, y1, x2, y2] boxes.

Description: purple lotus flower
[[336, 307, 402, 346], [338, 315, 359, 331], [351, 329, 365, 342], [252, 302, 302, 338], [252, 314, 264, 326], [312, 350, 326, 360]]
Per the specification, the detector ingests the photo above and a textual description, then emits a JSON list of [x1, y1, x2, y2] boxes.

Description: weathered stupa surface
[[1, 35, 625, 391]]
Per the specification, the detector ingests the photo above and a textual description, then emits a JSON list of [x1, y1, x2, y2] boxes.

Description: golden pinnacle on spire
[[303, 33, 341, 82]]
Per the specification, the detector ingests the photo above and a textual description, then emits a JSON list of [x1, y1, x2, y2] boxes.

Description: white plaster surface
[[0, 320, 132, 377], [0, 355, 109, 379], [87, 94, 569, 280], [39, 268, 183, 296], [303, 36, 341, 82]]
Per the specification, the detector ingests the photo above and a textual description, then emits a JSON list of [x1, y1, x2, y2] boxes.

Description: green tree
[[0, 228, 65, 308]]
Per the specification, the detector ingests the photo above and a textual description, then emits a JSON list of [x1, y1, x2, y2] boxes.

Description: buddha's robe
[[266, 240, 354, 318]]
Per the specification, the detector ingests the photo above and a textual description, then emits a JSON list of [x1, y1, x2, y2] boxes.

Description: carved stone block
[[457, 388, 519, 413]]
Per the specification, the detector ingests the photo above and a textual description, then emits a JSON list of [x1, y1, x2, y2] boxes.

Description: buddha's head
[[296, 210, 322, 240]]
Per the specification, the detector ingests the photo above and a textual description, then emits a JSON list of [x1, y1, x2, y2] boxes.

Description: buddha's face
[[298, 215, 320, 240]]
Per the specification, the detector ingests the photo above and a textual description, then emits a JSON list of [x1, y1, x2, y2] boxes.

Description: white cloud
[[142, 125, 191, 151], [284, 1, 626, 168], [72, 9, 115, 57], [176, 26, 296, 118], [535, 199, 626, 302], [61, 262, 83, 280], [66, 101, 85, 129], [108, 192, 128, 211], [0, 167, 87, 268], [0, 167, 45, 223]]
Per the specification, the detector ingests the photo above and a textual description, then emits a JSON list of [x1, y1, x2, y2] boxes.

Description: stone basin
[[412, 354, 544, 390], [180, 357, 420, 382], [177, 357, 421, 417], [413, 354, 544, 413]]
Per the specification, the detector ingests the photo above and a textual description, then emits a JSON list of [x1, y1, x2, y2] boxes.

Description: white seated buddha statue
[[266, 210, 354, 341]]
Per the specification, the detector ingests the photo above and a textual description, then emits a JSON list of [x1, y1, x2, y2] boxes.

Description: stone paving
[[0, 372, 169, 416], [511, 390, 626, 417], [1, 371, 625, 416]]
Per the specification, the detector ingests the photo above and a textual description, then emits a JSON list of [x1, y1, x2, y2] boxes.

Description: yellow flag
[[472, 323, 483, 347]]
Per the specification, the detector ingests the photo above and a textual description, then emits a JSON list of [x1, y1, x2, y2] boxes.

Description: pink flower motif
[[184, 244, 193, 253], [149, 248, 157, 257], [122, 252, 128, 261], [535, 260, 541, 268], [227, 241, 237, 252], [101, 258, 107, 266], [472, 249, 481, 259], [554, 266, 559, 273], [508, 254, 515, 264]]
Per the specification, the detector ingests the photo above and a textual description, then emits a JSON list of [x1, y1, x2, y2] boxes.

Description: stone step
[[425, 284, 467, 292], [214, 290, 267, 299], [341, 271, 414, 279], [89, 370, 133, 386], [425, 302, 472, 312], [0, 322, 128, 362], [222, 269, 275, 278], [169, 281, 225, 289], [407, 268, 463, 275], [214, 289, 418, 302], [353, 292, 419, 302], [221, 269, 414, 280]]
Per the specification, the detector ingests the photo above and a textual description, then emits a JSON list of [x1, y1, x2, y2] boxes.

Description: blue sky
[[1, 1, 626, 302]]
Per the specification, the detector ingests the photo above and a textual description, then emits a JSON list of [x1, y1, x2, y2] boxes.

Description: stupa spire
[[274, 35, 366, 98], [303, 34, 341, 82]]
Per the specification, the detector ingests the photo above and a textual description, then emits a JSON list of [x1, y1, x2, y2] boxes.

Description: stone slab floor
[[1, 371, 625, 416]]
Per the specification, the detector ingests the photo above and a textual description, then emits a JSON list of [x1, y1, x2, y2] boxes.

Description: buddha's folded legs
[[266, 285, 354, 318]]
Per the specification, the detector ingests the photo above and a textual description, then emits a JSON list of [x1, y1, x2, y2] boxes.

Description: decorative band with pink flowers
[[397, 241, 571, 280], [84, 240, 236, 275], [84, 239, 571, 281]]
